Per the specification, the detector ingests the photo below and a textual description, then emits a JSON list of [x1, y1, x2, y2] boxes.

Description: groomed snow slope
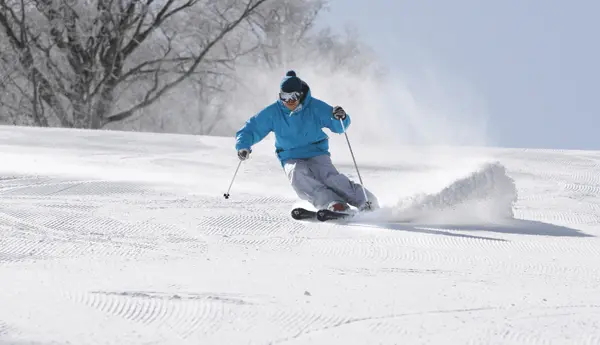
[[0, 125, 599, 345]]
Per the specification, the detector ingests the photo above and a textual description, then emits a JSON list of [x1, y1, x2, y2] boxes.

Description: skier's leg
[[284, 158, 346, 210], [308, 154, 379, 210]]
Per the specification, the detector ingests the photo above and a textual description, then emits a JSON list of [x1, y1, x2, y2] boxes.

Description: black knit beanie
[[280, 70, 303, 93]]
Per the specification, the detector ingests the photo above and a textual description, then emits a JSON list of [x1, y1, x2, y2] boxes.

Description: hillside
[[0, 125, 599, 345]]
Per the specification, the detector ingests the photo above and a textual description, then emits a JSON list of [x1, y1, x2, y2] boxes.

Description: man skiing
[[235, 70, 379, 213]]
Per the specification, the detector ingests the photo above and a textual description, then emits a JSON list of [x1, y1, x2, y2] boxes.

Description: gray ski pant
[[283, 154, 378, 210]]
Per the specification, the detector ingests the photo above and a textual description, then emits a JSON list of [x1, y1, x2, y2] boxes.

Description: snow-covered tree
[[0, 0, 268, 128]]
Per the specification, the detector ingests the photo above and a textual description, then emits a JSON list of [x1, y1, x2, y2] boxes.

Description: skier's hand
[[237, 148, 250, 161], [332, 106, 346, 120]]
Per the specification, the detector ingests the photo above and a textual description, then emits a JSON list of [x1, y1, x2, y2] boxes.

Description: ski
[[316, 209, 355, 222], [291, 207, 318, 220], [291, 207, 358, 222]]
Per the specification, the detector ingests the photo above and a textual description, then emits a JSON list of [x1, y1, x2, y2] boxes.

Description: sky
[[319, 0, 600, 150]]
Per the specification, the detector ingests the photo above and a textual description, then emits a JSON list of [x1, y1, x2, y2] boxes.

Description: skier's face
[[283, 99, 299, 111], [280, 91, 301, 111]]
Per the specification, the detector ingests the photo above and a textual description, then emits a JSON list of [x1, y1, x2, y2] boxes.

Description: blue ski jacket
[[235, 81, 351, 166]]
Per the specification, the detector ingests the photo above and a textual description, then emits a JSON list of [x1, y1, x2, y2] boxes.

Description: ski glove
[[332, 106, 347, 120], [238, 148, 250, 161]]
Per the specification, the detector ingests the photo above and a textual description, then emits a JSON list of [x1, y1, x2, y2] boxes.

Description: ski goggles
[[279, 91, 302, 103]]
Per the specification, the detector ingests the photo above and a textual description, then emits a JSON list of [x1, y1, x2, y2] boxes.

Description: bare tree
[[0, 0, 268, 129], [0, 26, 47, 126], [243, 0, 379, 74], [243, 0, 325, 68]]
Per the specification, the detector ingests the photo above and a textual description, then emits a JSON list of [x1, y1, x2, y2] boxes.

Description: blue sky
[[320, 0, 600, 150]]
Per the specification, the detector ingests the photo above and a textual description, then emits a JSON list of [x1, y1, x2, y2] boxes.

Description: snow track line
[[270, 310, 350, 339], [300, 236, 600, 284], [327, 265, 449, 278], [563, 182, 600, 197], [0, 174, 215, 260], [215, 235, 307, 252], [520, 209, 600, 227], [0, 203, 208, 262], [0, 235, 50, 262], [0, 210, 152, 260], [197, 214, 306, 238], [476, 305, 600, 345], [71, 290, 358, 343], [268, 303, 600, 345], [71, 291, 234, 339], [269, 306, 499, 345], [0, 178, 143, 196]]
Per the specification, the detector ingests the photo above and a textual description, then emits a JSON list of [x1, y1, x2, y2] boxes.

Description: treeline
[[0, 0, 380, 135]]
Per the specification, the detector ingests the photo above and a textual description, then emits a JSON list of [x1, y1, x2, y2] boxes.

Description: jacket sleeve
[[317, 102, 351, 134], [235, 107, 273, 151]]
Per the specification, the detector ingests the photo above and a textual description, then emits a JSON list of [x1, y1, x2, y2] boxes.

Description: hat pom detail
[[286, 70, 296, 77]]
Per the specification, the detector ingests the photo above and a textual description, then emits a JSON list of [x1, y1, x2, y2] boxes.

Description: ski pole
[[224, 159, 243, 199], [339, 118, 371, 209]]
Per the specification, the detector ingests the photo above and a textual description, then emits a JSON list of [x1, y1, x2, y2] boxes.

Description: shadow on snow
[[345, 217, 594, 239]]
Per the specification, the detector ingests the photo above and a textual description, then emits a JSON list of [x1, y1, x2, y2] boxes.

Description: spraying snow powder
[[365, 162, 518, 224]]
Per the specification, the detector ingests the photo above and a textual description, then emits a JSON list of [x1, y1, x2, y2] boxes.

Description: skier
[[235, 70, 379, 213]]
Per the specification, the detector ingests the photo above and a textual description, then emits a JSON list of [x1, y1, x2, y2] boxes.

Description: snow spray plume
[[226, 64, 491, 149]]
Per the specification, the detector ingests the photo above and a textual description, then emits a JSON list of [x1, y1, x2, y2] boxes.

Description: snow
[[0, 125, 599, 344]]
